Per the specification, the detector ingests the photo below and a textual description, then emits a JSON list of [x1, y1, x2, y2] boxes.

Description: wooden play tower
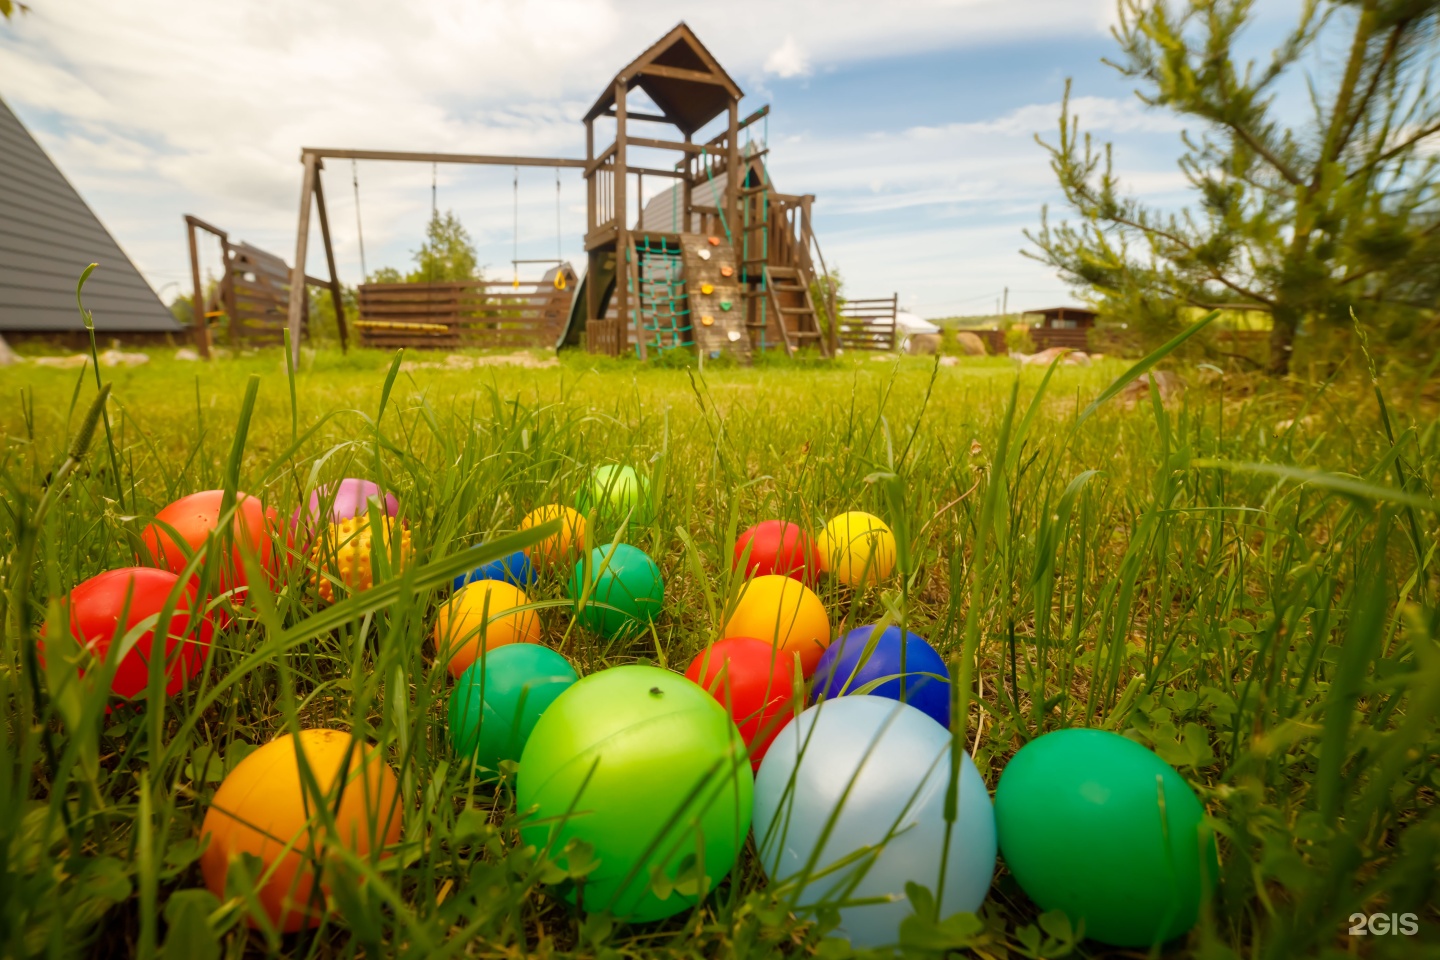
[[565, 24, 838, 360]]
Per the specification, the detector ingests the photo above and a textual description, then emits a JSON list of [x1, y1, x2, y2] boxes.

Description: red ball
[[733, 520, 820, 585], [42, 567, 213, 699], [141, 490, 282, 600], [684, 637, 798, 770]]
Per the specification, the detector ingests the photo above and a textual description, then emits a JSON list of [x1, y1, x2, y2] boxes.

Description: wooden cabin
[[1026, 305, 1097, 351]]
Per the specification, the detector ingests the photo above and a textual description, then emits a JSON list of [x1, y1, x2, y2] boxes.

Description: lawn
[[2, 342, 1436, 959]]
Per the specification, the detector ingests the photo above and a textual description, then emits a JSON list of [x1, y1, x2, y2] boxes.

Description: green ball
[[517, 664, 753, 921], [995, 728, 1218, 948], [567, 543, 663, 641], [576, 464, 654, 529], [448, 643, 578, 774]]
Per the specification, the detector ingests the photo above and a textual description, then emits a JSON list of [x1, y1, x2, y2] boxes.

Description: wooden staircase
[[758, 265, 829, 356]]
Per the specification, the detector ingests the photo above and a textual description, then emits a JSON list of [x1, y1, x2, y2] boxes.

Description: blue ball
[[753, 696, 995, 948], [454, 550, 534, 591], [811, 625, 950, 728]]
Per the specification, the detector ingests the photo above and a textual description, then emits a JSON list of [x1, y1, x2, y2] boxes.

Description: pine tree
[[1027, 0, 1440, 374]]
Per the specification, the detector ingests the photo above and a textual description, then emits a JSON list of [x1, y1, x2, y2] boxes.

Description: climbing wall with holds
[[680, 234, 750, 363]]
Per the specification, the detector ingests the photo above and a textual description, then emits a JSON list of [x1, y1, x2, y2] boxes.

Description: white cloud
[[764, 37, 810, 79], [0, 0, 1132, 309]]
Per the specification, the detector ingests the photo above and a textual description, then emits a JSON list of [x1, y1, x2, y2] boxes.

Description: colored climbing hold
[[727, 330, 742, 342], [707, 236, 721, 246], [701, 315, 715, 327], [698, 249, 712, 261], [720, 266, 734, 278], [720, 300, 732, 311], [700, 283, 715, 295]]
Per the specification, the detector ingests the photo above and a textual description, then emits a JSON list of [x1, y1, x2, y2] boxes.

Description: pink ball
[[292, 479, 399, 532]]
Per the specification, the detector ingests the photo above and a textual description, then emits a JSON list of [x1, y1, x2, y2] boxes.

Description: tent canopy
[[895, 311, 940, 336]]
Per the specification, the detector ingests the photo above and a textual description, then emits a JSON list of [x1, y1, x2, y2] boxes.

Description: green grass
[[2, 340, 1437, 959]]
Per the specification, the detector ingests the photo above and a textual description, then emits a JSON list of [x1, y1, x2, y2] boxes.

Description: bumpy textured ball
[[817, 511, 896, 588], [200, 729, 402, 932], [521, 505, 587, 565], [517, 665, 753, 921], [753, 696, 995, 948], [721, 574, 831, 677], [994, 728, 1217, 947], [435, 580, 541, 677], [812, 624, 951, 728], [449, 643, 577, 774], [310, 516, 412, 602]]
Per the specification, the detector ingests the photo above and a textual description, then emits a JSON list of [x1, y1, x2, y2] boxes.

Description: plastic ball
[[517, 664, 753, 921], [293, 478, 399, 530], [734, 520, 820, 585], [449, 643, 578, 775], [812, 625, 950, 728], [567, 543, 663, 642], [454, 550, 534, 591], [994, 728, 1217, 947], [817, 511, 896, 588], [310, 516, 412, 603], [435, 580, 541, 678], [520, 505, 587, 565], [684, 637, 797, 770], [142, 489, 281, 595], [721, 574, 830, 677], [41, 567, 212, 700], [753, 696, 995, 949], [199, 729, 402, 932], [576, 464, 653, 529]]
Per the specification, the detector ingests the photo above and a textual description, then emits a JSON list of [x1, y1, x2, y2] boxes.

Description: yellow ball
[[521, 505, 587, 565], [435, 580, 541, 677], [817, 511, 897, 588], [311, 516, 411, 602], [199, 729, 402, 932], [721, 574, 831, 677]]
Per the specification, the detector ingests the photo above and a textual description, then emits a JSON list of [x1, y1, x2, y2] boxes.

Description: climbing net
[[628, 235, 692, 357]]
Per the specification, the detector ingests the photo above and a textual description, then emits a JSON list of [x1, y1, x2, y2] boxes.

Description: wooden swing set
[[188, 23, 893, 364]]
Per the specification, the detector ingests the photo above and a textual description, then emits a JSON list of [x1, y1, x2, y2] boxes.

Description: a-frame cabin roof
[[0, 95, 180, 333], [584, 23, 743, 136]]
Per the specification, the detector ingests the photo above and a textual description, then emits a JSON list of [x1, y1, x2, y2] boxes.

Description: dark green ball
[[448, 643, 578, 774]]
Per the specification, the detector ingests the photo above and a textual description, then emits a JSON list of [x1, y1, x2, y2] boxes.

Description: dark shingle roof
[[0, 95, 182, 333]]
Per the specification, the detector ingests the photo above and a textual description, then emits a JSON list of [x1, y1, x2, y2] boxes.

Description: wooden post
[[312, 166, 350, 352], [287, 152, 319, 366], [682, 132, 693, 232], [726, 100, 740, 245], [615, 78, 643, 360], [186, 220, 212, 359]]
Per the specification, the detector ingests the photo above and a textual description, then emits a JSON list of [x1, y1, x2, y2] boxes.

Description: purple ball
[[293, 478, 399, 531]]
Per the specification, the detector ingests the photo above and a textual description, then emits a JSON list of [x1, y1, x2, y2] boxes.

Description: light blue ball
[[752, 696, 996, 949]]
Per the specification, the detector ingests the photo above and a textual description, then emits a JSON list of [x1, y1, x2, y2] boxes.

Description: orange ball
[[520, 505, 586, 565], [721, 574, 831, 677], [435, 580, 541, 677], [310, 516, 412, 603], [141, 490, 282, 596], [199, 729, 402, 932]]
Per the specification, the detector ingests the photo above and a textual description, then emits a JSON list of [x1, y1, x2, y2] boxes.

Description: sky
[[0, 0, 1307, 318]]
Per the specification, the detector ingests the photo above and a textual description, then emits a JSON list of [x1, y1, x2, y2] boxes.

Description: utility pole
[[1002, 286, 1008, 317]]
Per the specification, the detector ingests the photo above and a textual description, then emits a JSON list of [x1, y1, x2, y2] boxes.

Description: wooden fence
[[1029, 326, 1092, 352], [355, 277, 575, 350], [837, 295, 898, 351]]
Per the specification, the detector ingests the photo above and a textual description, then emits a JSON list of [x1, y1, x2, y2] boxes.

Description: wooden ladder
[[761, 265, 829, 356]]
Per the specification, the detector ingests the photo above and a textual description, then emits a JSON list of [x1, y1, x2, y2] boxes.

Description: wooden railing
[[356, 277, 575, 350], [837, 295, 899, 351]]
